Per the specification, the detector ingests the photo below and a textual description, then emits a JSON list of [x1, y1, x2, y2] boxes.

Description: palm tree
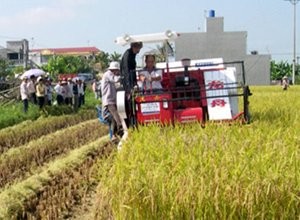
[[109, 52, 122, 62], [271, 60, 292, 80], [155, 42, 174, 62], [94, 52, 110, 72]]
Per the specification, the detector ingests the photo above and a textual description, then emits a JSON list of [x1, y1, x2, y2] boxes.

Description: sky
[[0, 0, 299, 63]]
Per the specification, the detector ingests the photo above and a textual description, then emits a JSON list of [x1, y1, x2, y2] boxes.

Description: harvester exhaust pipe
[[181, 58, 191, 86]]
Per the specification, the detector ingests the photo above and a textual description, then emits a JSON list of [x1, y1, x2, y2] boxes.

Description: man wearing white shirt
[[65, 78, 74, 105], [20, 77, 29, 112], [101, 61, 124, 139], [77, 79, 84, 108], [138, 54, 162, 92], [54, 81, 64, 105]]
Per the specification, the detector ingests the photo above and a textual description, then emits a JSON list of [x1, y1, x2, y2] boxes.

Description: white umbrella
[[21, 69, 45, 79]]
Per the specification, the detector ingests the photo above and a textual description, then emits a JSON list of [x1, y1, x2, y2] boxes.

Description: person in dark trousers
[[27, 75, 37, 104], [20, 77, 29, 113], [36, 77, 46, 109], [120, 42, 143, 127], [101, 61, 124, 140], [54, 80, 65, 105], [73, 79, 79, 111], [77, 79, 84, 108], [120, 42, 143, 92]]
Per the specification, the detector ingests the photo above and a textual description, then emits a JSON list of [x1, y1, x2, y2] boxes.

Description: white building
[[174, 12, 271, 85]]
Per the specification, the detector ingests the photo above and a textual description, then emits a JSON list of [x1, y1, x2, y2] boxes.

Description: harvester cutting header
[[113, 30, 251, 128]]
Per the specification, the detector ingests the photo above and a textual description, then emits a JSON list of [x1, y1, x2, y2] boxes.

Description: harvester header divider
[[115, 30, 179, 46]]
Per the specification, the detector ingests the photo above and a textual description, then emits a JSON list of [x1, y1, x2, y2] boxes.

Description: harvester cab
[[115, 31, 251, 127]]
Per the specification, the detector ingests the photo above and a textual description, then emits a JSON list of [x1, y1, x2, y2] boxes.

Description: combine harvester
[[115, 30, 252, 129]]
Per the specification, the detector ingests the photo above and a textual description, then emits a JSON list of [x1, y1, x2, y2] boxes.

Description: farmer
[[120, 42, 143, 127], [282, 76, 289, 91], [138, 54, 163, 93], [101, 61, 124, 140], [35, 76, 46, 109], [27, 75, 37, 104], [120, 42, 143, 92], [20, 77, 29, 113]]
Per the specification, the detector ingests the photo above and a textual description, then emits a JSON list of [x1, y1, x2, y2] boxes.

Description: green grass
[[0, 85, 100, 129], [93, 85, 300, 219], [0, 103, 40, 129]]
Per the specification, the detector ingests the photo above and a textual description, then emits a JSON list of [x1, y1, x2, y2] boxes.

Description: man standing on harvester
[[120, 42, 143, 92], [120, 42, 143, 126]]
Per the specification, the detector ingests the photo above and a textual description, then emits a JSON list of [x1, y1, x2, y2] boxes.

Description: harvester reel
[[117, 90, 137, 127]]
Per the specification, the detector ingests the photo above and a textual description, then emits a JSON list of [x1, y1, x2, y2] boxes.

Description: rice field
[[0, 109, 114, 219], [0, 85, 299, 219], [93, 86, 300, 219]]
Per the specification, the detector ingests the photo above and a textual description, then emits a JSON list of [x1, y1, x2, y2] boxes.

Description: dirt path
[[66, 187, 98, 220], [65, 143, 117, 220]]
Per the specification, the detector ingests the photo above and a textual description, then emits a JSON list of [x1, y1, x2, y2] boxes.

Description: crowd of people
[[19, 41, 162, 141], [20, 75, 86, 113]]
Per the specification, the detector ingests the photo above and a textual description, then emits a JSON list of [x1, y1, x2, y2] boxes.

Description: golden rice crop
[[93, 86, 300, 219]]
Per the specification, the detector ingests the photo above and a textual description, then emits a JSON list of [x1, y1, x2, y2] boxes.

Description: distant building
[[174, 12, 271, 85], [0, 39, 29, 68], [29, 47, 101, 66], [0, 46, 7, 59]]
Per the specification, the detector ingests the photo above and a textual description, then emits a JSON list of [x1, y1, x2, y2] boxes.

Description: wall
[[174, 17, 271, 85]]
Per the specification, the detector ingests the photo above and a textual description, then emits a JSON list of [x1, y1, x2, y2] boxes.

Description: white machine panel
[[224, 68, 239, 117], [204, 70, 233, 120], [156, 58, 224, 72]]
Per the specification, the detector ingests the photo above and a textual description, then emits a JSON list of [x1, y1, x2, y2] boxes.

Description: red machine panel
[[174, 107, 203, 123], [135, 93, 173, 124]]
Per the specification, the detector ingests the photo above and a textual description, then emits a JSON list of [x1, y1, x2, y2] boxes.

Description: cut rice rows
[[0, 114, 112, 219]]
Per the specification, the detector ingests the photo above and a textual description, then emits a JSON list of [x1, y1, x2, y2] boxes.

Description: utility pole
[[285, 0, 299, 84]]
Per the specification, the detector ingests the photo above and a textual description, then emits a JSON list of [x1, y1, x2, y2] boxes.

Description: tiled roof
[[30, 47, 101, 55]]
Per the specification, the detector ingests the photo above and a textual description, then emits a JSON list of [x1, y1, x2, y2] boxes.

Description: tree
[[155, 44, 167, 62], [109, 52, 122, 62], [94, 52, 110, 72], [12, 66, 24, 78], [270, 60, 292, 80], [154, 42, 175, 63], [43, 55, 92, 79], [0, 58, 13, 79], [41, 51, 123, 79]]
